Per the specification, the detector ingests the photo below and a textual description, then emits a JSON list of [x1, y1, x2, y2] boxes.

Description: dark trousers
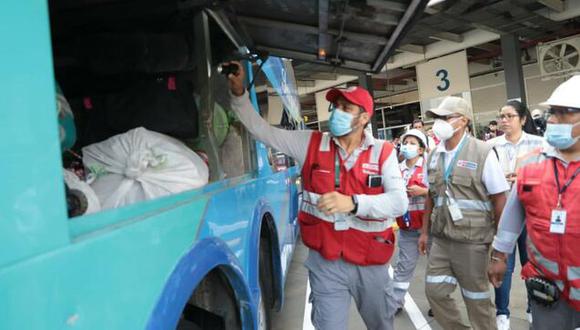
[[494, 227, 529, 316]]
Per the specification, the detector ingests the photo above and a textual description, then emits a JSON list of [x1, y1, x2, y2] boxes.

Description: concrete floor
[[272, 237, 530, 330]]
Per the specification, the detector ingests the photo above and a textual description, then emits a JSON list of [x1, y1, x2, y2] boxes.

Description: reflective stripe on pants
[[392, 229, 420, 308], [425, 237, 495, 330]]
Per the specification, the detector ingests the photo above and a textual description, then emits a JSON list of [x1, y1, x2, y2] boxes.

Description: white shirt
[[487, 132, 545, 175], [230, 91, 408, 220], [424, 133, 510, 195], [400, 157, 427, 187]]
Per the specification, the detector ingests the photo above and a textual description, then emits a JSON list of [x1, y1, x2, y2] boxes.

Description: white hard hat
[[540, 75, 580, 109], [401, 129, 428, 148]]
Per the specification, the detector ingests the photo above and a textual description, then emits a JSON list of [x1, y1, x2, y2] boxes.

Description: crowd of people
[[227, 60, 579, 330]]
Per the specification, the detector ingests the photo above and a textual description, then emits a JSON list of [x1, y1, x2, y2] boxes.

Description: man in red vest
[[488, 75, 580, 328], [228, 62, 408, 330]]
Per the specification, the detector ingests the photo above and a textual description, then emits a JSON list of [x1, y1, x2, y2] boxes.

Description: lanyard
[[403, 166, 416, 187], [552, 159, 580, 208], [335, 151, 340, 188], [441, 137, 468, 184]]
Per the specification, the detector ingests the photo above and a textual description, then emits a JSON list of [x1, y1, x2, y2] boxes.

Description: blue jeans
[[494, 227, 529, 316]]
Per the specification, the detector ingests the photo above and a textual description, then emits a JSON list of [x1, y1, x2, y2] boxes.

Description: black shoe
[[428, 308, 434, 317], [395, 307, 403, 316]]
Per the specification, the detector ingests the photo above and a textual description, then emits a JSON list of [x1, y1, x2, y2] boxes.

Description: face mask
[[545, 122, 580, 149], [329, 106, 357, 137], [400, 144, 419, 159], [432, 118, 459, 141]]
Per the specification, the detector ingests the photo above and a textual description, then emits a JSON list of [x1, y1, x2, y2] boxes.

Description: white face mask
[[432, 118, 460, 141]]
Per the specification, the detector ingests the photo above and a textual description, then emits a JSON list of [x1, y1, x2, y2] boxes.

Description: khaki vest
[[427, 136, 495, 243]]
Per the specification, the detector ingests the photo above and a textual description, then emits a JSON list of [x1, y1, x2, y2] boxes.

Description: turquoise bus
[[0, 2, 302, 329]]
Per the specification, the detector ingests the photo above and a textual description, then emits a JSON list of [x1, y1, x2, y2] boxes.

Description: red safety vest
[[517, 150, 580, 311], [396, 161, 426, 230], [299, 132, 395, 266]]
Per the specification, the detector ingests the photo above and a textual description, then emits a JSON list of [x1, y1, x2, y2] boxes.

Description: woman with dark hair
[[505, 100, 540, 136], [487, 100, 544, 330]]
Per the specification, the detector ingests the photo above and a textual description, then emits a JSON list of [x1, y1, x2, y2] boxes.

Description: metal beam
[[205, 9, 247, 49], [429, 11, 508, 35], [536, 0, 580, 20], [398, 44, 425, 54], [537, 0, 565, 12], [318, 0, 331, 60], [239, 16, 316, 34], [193, 11, 223, 180], [385, 28, 500, 70], [373, 13, 401, 26], [296, 80, 316, 88], [472, 42, 499, 52], [309, 72, 338, 80], [429, 32, 464, 43], [501, 33, 527, 104], [366, 0, 407, 12], [238, 16, 389, 45], [372, 0, 430, 72], [255, 45, 372, 72]]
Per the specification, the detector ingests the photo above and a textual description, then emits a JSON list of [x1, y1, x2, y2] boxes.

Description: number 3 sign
[[436, 69, 450, 91], [417, 50, 470, 100]]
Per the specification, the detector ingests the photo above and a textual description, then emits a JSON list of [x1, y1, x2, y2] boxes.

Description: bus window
[[49, 2, 255, 216]]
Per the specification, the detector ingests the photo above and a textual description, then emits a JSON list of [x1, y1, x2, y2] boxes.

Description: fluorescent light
[[427, 0, 446, 7]]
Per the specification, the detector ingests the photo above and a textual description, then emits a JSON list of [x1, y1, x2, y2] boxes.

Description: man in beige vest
[[418, 96, 509, 329]]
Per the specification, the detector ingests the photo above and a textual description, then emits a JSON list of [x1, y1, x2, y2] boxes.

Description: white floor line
[[303, 278, 315, 330], [389, 266, 432, 330]]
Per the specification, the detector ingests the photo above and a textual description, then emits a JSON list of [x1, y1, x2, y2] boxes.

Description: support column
[[358, 73, 378, 137], [500, 33, 527, 104]]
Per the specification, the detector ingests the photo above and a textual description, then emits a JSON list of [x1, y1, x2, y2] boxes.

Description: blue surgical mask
[[400, 144, 419, 159], [329, 106, 356, 137], [545, 122, 579, 150]]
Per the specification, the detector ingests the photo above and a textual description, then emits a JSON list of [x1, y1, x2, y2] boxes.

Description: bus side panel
[[146, 238, 254, 330], [0, 0, 70, 266], [0, 198, 207, 330], [197, 168, 296, 312], [281, 165, 301, 281]]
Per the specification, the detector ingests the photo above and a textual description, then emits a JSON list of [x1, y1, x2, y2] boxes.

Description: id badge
[[448, 199, 463, 222], [550, 209, 567, 234], [334, 219, 349, 231]]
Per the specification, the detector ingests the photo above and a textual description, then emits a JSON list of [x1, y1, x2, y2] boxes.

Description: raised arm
[[227, 61, 312, 164]]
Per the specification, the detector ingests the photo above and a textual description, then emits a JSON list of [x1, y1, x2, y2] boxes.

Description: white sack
[[82, 127, 208, 209], [63, 169, 101, 215]]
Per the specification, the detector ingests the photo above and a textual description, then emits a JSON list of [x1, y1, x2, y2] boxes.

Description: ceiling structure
[[371, 0, 580, 101], [225, 0, 429, 73], [282, 0, 580, 125]]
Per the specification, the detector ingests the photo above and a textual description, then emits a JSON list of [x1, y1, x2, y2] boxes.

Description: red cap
[[326, 86, 374, 117]]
